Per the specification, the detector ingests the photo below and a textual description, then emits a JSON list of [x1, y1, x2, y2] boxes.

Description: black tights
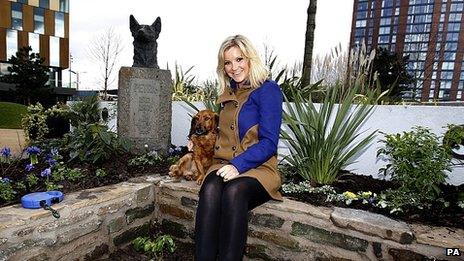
[[195, 172, 271, 261]]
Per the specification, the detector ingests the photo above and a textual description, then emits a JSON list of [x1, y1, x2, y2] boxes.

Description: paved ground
[[0, 129, 26, 155]]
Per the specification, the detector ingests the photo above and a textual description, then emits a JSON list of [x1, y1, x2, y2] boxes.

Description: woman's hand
[[217, 164, 239, 181]]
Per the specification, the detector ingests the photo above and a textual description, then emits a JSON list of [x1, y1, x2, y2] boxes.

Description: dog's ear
[[151, 17, 161, 34], [188, 116, 197, 139], [130, 15, 140, 33]]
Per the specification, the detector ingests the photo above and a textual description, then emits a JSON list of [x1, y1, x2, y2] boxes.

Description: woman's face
[[223, 46, 250, 84]]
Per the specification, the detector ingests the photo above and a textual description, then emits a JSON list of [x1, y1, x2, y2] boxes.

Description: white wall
[[97, 101, 464, 185]]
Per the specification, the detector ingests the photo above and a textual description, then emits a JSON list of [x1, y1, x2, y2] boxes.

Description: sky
[[69, 0, 354, 90]]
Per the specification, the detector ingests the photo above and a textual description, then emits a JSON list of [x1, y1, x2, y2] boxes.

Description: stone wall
[[1, 175, 463, 260]]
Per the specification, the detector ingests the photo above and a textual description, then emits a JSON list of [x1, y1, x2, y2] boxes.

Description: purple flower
[[1, 177, 11, 183], [168, 148, 174, 154], [26, 146, 41, 155], [175, 146, 182, 152], [1, 147, 11, 158], [47, 158, 57, 167], [40, 168, 51, 177], [25, 163, 35, 172]]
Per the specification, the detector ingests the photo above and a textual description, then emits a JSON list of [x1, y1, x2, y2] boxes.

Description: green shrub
[[0, 102, 27, 129], [133, 235, 176, 259], [21, 103, 49, 141], [281, 84, 376, 185], [377, 126, 452, 211]]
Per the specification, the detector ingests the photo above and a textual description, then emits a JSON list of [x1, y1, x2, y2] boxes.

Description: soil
[[283, 171, 464, 229], [0, 153, 171, 208]]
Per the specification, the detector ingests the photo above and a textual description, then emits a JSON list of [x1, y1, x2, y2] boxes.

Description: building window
[[39, 0, 49, 9], [379, 26, 390, 35], [55, 12, 65, 37], [50, 36, 60, 67], [29, 33, 40, 54], [11, 3, 23, 30], [59, 0, 69, 13], [34, 8, 45, 34], [442, 62, 455, 70], [356, 19, 366, 28], [450, 3, 464, 12], [6, 30, 18, 60]]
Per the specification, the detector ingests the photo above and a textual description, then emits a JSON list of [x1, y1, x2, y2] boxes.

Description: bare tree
[[301, 0, 317, 88], [87, 27, 123, 100]]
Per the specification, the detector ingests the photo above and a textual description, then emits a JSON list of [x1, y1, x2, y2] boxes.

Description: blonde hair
[[216, 35, 269, 92]]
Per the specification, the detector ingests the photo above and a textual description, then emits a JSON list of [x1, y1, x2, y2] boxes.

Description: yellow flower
[[343, 191, 357, 199], [361, 191, 372, 198]]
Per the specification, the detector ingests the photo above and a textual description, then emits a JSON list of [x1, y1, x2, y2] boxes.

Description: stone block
[[414, 225, 464, 249], [136, 185, 153, 204], [373, 242, 382, 258], [108, 216, 126, 234], [0, 238, 55, 260], [161, 219, 188, 239], [388, 248, 430, 261], [37, 210, 94, 233], [26, 253, 50, 261], [113, 222, 150, 246], [291, 222, 369, 252], [181, 196, 198, 208], [125, 204, 155, 224], [83, 243, 109, 261], [98, 200, 129, 216], [159, 203, 193, 220], [331, 207, 414, 244], [249, 212, 285, 229], [16, 227, 34, 237], [57, 219, 102, 244], [117, 67, 172, 154], [249, 229, 299, 250]]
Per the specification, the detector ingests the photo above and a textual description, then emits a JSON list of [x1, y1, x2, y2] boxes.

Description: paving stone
[[331, 207, 414, 244], [113, 222, 150, 246], [159, 203, 193, 220], [291, 221, 369, 252], [249, 229, 300, 250], [161, 219, 188, 239], [249, 213, 285, 229], [107, 216, 126, 234], [181, 197, 198, 208], [125, 204, 155, 224]]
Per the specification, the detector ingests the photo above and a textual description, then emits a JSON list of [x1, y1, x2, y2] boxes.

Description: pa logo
[[446, 248, 461, 256]]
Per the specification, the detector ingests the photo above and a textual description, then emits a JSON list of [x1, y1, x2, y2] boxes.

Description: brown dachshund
[[169, 109, 219, 184]]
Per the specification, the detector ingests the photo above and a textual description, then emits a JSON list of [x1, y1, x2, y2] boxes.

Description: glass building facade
[[0, 0, 70, 88], [350, 0, 464, 101]]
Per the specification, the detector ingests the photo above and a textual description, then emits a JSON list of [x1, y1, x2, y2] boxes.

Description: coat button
[[233, 152, 237, 157], [234, 101, 239, 108], [230, 124, 235, 130], [220, 160, 226, 164], [232, 146, 236, 151], [215, 145, 220, 150]]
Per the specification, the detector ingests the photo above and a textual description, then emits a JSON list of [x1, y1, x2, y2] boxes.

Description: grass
[[0, 102, 27, 129]]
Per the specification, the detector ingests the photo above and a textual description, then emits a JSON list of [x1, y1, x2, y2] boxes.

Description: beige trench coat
[[204, 84, 282, 201]]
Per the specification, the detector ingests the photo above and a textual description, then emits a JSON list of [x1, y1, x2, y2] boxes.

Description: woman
[[194, 35, 283, 260]]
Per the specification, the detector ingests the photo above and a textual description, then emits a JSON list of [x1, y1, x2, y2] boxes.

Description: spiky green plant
[[172, 64, 204, 102], [281, 83, 377, 185]]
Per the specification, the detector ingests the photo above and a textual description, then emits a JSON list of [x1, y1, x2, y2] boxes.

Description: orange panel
[[59, 37, 68, 68], [0, 28, 6, 61], [39, 34, 49, 66], [18, 30, 28, 49], [0, 0, 11, 28], [22, 5, 33, 32], [44, 9, 54, 36]]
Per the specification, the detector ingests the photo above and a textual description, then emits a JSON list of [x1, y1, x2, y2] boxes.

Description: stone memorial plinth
[[118, 67, 172, 154]]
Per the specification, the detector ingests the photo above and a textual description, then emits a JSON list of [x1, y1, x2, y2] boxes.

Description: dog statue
[[169, 110, 219, 184], [129, 15, 161, 69]]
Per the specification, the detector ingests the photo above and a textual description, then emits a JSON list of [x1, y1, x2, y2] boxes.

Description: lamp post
[[69, 53, 73, 88]]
